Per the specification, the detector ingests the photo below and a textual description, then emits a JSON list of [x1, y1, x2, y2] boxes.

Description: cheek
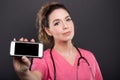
[[71, 23, 74, 32], [50, 28, 61, 36]]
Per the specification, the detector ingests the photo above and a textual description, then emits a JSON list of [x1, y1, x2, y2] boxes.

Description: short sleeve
[[80, 48, 103, 80], [86, 50, 103, 80], [94, 57, 103, 80]]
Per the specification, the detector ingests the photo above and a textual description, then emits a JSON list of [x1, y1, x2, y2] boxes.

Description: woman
[[13, 1, 103, 80]]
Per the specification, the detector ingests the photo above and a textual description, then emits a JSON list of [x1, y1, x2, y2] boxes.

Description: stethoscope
[[50, 45, 95, 80]]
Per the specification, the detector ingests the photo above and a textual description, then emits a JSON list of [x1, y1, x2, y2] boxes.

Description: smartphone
[[10, 41, 43, 58]]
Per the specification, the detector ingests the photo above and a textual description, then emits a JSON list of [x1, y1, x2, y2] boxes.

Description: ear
[[45, 27, 52, 36]]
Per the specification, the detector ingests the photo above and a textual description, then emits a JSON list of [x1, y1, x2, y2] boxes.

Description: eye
[[66, 17, 72, 22], [54, 22, 60, 26]]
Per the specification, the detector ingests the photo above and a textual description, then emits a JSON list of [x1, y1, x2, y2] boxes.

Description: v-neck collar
[[52, 49, 80, 67]]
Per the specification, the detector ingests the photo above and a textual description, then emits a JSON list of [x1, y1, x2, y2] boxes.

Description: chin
[[62, 38, 73, 42], [60, 35, 74, 42]]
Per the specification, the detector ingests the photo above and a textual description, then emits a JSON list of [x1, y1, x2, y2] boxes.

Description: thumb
[[21, 56, 31, 67]]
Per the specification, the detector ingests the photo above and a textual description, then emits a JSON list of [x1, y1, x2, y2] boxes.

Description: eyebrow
[[65, 15, 71, 19], [52, 15, 71, 23]]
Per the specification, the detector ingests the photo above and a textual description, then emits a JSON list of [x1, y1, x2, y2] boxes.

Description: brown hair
[[36, 1, 70, 46]]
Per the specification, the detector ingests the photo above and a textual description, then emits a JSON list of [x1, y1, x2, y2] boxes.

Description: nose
[[62, 21, 68, 29]]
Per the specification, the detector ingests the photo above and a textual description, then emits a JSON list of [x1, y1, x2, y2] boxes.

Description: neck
[[53, 40, 75, 54]]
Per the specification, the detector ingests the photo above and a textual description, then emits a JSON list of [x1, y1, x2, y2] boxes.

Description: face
[[45, 8, 74, 43]]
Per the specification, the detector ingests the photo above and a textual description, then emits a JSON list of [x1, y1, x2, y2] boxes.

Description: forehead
[[49, 8, 70, 20]]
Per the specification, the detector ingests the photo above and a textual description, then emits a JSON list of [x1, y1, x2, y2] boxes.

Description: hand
[[13, 56, 30, 73], [13, 37, 35, 74]]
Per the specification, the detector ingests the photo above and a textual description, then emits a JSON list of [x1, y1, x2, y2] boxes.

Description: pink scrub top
[[31, 48, 103, 80]]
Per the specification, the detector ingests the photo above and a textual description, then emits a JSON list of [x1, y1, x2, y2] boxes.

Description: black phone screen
[[15, 43, 39, 56]]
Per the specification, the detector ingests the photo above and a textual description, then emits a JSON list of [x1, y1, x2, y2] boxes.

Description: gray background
[[0, 0, 120, 79]]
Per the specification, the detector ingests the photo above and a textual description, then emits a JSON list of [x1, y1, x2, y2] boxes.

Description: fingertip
[[31, 38, 35, 42], [24, 38, 28, 42], [19, 37, 24, 41]]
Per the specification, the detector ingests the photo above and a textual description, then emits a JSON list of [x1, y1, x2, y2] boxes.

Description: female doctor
[[13, 1, 103, 80]]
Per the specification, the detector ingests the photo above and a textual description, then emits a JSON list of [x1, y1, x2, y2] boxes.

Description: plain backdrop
[[0, 0, 120, 79]]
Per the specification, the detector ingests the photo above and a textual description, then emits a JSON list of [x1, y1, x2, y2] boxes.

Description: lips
[[63, 31, 71, 36]]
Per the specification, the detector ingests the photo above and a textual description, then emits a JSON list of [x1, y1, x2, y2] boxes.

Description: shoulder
[[44, 49, 51, 54], [78, 48, 94, 56], [43, 49, 51, 58], [78, 48, 100, 67], [78, 48, 96, 62]]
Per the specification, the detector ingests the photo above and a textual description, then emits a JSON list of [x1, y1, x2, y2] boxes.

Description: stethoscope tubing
[[50, 45, 92, 80]]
